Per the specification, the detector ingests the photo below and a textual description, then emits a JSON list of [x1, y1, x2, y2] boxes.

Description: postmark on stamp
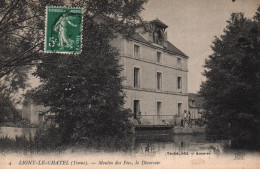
[[44, 6, 83, 54]]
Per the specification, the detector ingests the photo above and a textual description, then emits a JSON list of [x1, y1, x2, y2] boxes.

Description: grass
[[0, 128, 134, 154]]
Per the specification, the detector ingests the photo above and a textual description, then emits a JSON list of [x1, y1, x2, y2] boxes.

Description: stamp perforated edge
[[44, 6, 84, 55]]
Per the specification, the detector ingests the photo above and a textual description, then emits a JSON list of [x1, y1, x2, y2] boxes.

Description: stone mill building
[[111, 19, 189, 126]]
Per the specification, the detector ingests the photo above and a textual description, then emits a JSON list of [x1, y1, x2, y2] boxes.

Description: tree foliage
[[29, 0, 147, 145], [0, 94, 20, 123], [0, 0, 64, 78], [0, 0, 64, 122], [0, 0, 147, 145], [199, 10, 260, 148]]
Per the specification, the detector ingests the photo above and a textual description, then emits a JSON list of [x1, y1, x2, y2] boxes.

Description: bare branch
[[0, 41, 43, 73], [0, 0, 21, 26]]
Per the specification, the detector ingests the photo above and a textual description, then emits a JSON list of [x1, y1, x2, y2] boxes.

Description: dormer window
[[153, 28, 164, 44], [149, 19, 168, 45]]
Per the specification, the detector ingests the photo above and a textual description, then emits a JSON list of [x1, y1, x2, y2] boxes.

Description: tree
[[0, 0, 64, 123], [199, 10, 260, 148], [0, 0, 65, 78], [0, 94, 20, 123], [31, 0, 147, 146]]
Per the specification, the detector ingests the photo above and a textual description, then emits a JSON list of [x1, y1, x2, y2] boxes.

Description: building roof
[[131, 33, 148, 44], [130, 33, 188, 58], [188, 93, 205, 108], [149, 19, 168, 28], [166, 41, 187, 57]]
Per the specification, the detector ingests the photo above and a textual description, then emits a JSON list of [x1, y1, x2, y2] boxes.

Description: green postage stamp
[[45, 6, 83, 54]]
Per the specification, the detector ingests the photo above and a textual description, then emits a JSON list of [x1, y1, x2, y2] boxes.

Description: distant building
[[22, 98, 51, 125], [111, 19, 189, 125], [188, 93, 204, 120]]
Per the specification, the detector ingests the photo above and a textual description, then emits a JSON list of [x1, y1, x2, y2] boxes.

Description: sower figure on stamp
[[53, 12, 77, 49]]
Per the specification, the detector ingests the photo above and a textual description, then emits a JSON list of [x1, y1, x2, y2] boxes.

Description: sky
[[13, 0, 259, 109], [26, 0, 260, 93], [141, 0, 259, 93]]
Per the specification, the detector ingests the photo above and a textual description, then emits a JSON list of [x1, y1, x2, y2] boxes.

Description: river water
[[1, 127, 259, 168], [0, 127, 37, 139], [133, 133, 229, 156], [0, 127, 230, 154]]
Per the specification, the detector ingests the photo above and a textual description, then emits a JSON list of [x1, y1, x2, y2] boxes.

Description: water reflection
[[0, 127, 36, 139], [0, 127, 232, 156], [133, 132, 230, 156]]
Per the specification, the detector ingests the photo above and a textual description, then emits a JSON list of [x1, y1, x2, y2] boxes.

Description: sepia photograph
[[0, 0, 259, 168]]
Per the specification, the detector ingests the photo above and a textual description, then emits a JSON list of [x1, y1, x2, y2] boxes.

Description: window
[[157, 52, 161, 63], [134, 100, 140, 119], [177, 76, 182, 90], [153, 28, 163, 45], [134, 45, 140, 58], [177, 58, 182, 68], [157, 72, 162, 90], [134, 68, 140, 87], [178, 103, 182, 115], [192, 111, 195, 119], [189, 99, 195, 107], [157, 102, 162, 116]]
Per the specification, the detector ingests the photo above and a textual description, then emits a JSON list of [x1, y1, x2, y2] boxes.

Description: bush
[[0, 127, 134, 154]]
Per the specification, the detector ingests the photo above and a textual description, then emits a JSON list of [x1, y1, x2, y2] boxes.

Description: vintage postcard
[[0, 0, 259, 169]]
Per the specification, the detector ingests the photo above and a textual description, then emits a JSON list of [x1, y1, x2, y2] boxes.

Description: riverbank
[[0, 126, 37, 140], [134, 125, 206, 135], [0, 131, 232, 155], [173, 126, 205, 134], [0, 121, 38, 128], [0, 130, 133, 154]]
